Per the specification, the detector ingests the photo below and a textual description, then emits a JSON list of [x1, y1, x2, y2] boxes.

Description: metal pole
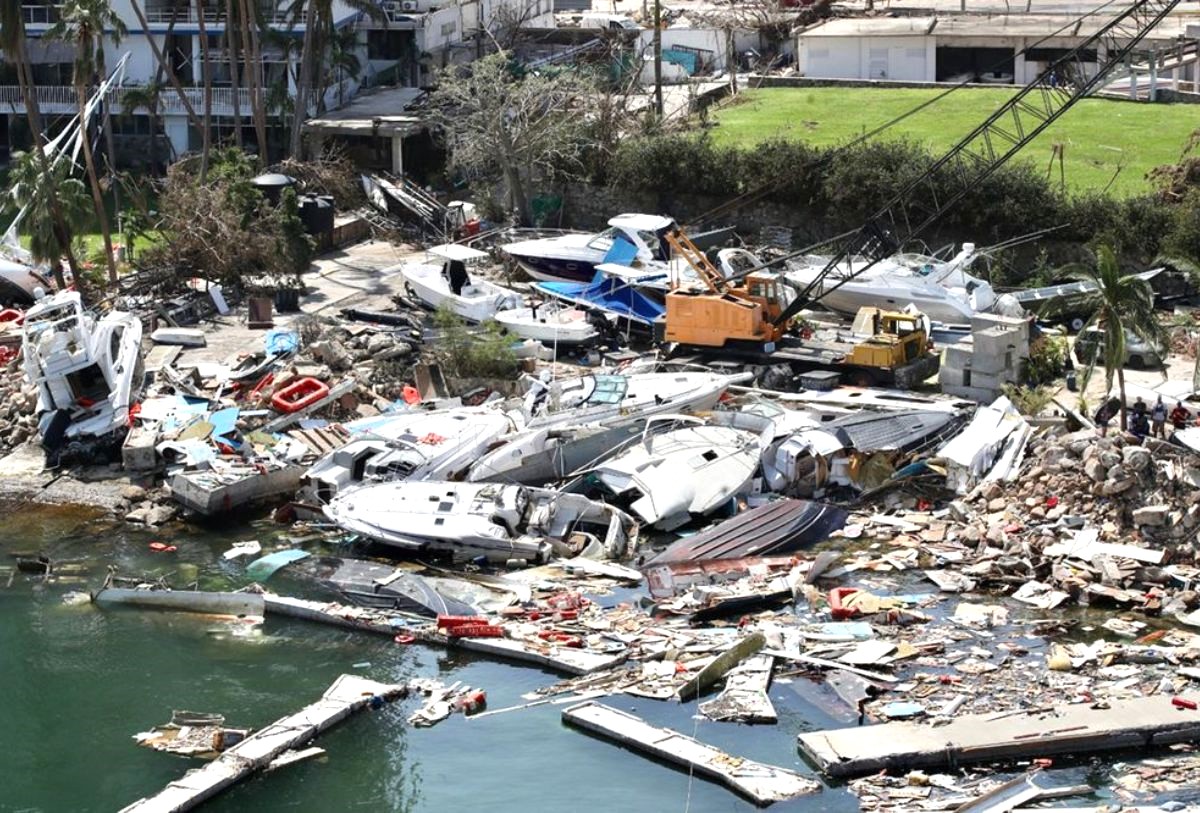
[[653, 0, 663, 118]]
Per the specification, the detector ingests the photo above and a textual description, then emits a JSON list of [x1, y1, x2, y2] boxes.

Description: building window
[[440, 21, 456, 37]]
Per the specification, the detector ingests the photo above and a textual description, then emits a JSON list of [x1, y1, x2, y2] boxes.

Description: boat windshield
[[586, 375, 628, 405], [585, 228, 619, 251]]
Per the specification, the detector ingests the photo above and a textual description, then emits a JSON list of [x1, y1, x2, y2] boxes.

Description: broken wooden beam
[[799, 694, 1200, 777], [119, 674, 405, 812], [562, 701, 819, 805]]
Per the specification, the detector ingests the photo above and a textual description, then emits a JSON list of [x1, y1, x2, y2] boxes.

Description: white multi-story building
[[1, 0, 553, 164]]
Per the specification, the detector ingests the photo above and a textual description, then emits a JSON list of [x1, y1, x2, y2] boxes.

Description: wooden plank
[[263, 593, 626, 676], [562, 701, 819, 805], [799, 694, 1200, 778], [119, 675, 404, 812]]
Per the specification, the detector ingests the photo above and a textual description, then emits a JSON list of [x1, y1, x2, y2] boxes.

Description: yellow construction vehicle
[[847, 307, 930, 369], [660, 229, 792, 347], [656, 229, 938, 387]]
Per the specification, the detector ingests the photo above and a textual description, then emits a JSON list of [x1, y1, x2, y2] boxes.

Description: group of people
[[1096, 394, 1194, 440]]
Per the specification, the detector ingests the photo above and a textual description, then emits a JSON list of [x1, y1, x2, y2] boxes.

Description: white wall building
[[797, 13, 1192, 86], [1, 0, 553, 164]]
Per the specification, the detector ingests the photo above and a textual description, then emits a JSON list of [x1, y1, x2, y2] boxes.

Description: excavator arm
[[771, 0, 1182, 328]]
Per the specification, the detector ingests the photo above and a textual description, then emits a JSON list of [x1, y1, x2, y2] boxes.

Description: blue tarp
[[265, 330, 299, 357], [602, 237, 638, 266], [536, 275, 664, 327]]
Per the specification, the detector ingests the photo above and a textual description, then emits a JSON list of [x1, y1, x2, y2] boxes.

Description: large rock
[[121, 485, 149, 502], [1121, 445, 1152, 472], [125, 507, 150, 524], [144, 504, 177, 526], [1132, 505, 1169, 526], [1102, 476, 1136, 496], [1084, 457, 1107, 483]]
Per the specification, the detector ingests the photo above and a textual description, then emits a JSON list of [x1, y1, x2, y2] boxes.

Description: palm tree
[[0, 0, 82, 286], [288, 0, 382, 158], [47, 0, 128, 285], [1073, 245, 1168, 431], [223, 0, 243, 147], [6, 151, 91, 276], [237, 0, 269, 165], [195, 0, 214, 179], [323, 25, 360, 108]]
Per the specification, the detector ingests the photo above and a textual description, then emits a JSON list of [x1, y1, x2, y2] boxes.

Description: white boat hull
[[494, 305, 598, 345], [399, 262, 521, 323]]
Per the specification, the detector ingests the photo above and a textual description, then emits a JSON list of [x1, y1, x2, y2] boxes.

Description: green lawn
[[709, 87, 1200, 197]]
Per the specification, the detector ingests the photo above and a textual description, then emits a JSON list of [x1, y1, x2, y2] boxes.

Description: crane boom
[[772, 0, 1181, 327]]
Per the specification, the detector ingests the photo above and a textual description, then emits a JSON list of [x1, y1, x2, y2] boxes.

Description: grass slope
[[709, 87, 1199, 197]]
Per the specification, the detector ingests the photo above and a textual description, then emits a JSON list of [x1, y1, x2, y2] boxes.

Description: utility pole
[[653, 0, 663, 119]]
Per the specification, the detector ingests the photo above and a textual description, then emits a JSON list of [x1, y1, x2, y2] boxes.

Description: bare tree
[[424, 50, 595, 225]]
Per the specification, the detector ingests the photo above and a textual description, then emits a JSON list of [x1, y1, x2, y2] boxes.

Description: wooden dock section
[[798, 694, 1200, 777], [264, 594, 626, 676], [119, 674, 404, 813], [562, 701, 819, 805]]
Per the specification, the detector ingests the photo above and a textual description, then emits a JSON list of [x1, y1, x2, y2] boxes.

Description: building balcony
[[141, 1, 293, 26], [0, 84, 264, 117], [0, 80, 353, 119]]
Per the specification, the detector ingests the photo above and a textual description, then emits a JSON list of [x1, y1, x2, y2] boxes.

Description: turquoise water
[[1, 506, 869, 813]]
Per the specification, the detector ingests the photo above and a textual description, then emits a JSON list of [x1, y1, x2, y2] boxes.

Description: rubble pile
[[0, 371, 39, 453]]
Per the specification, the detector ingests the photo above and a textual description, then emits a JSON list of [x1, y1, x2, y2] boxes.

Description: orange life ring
[[271, 377, 329, 413]]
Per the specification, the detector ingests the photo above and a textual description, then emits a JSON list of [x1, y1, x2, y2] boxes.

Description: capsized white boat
[[467, 421, 647, 485], [324, 481, 639, 563], [298, 406, 516, 504], [398, 243, 521, 323], [524, 370, 743, 429], [780, 243, 998, 325], [21, 290, 144, 446], [576, 415, 768, 531], [493, 299, 599, 345]]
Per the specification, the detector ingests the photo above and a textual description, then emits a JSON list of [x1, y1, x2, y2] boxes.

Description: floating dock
[[94, 588, 264, 617], [562, 701, 819, 805], [264, 593, 626, 676], [798, 694, 1200, 777], [120, 674, 404, 812]]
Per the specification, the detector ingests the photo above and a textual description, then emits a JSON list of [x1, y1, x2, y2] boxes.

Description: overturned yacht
[[324, 481, 639, 564], [21, 290, 144, 452], [571, 415, 768, 531]]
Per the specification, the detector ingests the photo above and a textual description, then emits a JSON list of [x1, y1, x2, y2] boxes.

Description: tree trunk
[[1117, 365, 1128, 431], [499, 154, 530, 225], [129, 0, 204, 131], [77, 78, 119, 284], [196, 0, 213, 180], [95, 49, 120, 262], [224, 0, 243, 147], [239, 0, 268, 166], [652, 0, 663, 118], [290, 0, 317, 158], [14, 36, 76, 287]]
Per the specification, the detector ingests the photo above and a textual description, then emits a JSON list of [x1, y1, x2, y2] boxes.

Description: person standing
[[1151, 396, 1167, 439], [1171, 402, 1192, 433]]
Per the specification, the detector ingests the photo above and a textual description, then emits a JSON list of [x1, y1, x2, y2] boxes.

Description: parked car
[[1072, 327, 1164, 369]]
